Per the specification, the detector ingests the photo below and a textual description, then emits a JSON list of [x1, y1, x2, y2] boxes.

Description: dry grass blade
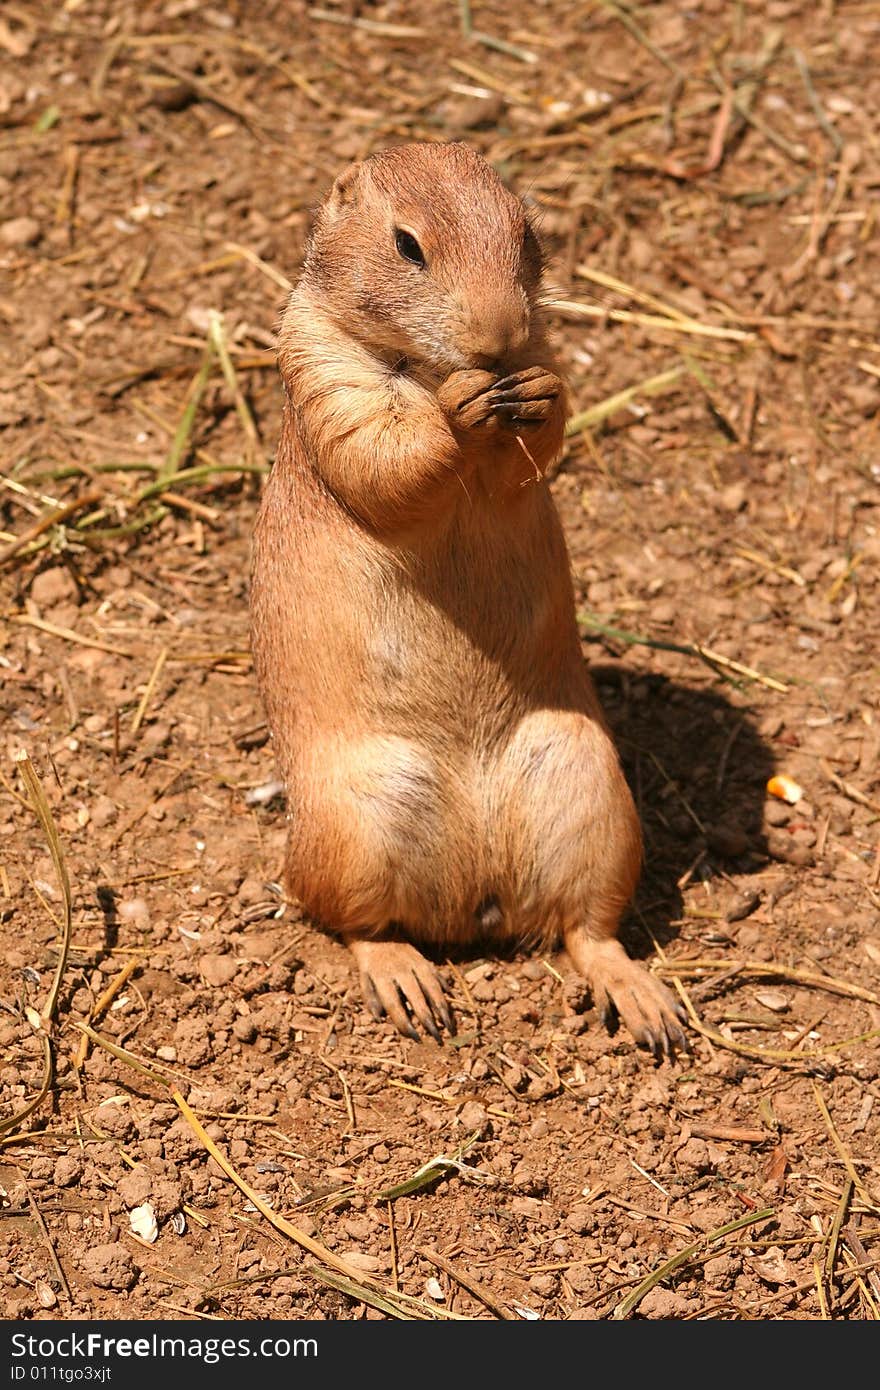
[[25, 1184, 72, 1303], [0, 490, 101, 568], [821, 760, 880, 818], [9, 615, 135, 659], [71, 1022, 175, 1087], [792, 48, 843, 155], [73, 957, 146, 1070], [131, 648, 168, 735], [575, 263, 692, 322], [613, 1208, 774, 1319], [825, 1179, 852, 1288], [224, 241, 293, 293], [157, 339, 216, 487], [0, 1033, 52, 1140], [374, 1135, 492, 1201], [814, 1259, 830, 1318], [813, 1086, 878, 1210], [171, 1090, 398, 1286], [307, 7, 426, 38], [565, 366, 685, 436], [664, 974, 863, 1071], [843, 1227, 880, 1309], [73, 1024, 400, 1290], [15, 752, 71, 1029], [306, 1268, 475, 1320], [471, 30, 537, 63], [304, 1268, 420, 1320], [208, 309, 261, 462], [578, 612, 790, 692], [553, 298, 752, 341], [597, 0, 685, 79], [655, 957, 880, 1007], [417, 1247, 515, 1319]]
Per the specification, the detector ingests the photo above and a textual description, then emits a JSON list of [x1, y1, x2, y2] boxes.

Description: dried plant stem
[[74, 956, 146, 1070], [0, 490, 101, 568], [0, 1033, 52, 1139], [0, 753, 73, 1137], [597, 0, 685, 80], [224, 240, 293, 292], [131, 648, 168, 735], [575, 263, 692, 322], [208, 310, 261, 461], [157, 341, 216, 486], [613, 1208, 774, 1318], [578, 612, 790, 692], [813, 1087, 877, 1209], [553, 298, 752, 341], [418, 1247, 515, 1319], [566, 366, 685, 436], [15, 753, 71, 1028], [73, 1023, 401, 1290], [792, 48, 843, 155], [26, 1186, 72, 1302], [655, 957, 880, 1007], [825, 1179, 852, 1288], [9, 615, 134, 659]]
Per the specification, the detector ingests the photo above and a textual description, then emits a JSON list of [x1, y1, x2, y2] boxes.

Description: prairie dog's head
[[298, 141, 547, 377]]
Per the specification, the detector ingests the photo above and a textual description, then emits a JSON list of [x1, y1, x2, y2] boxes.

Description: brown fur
[[251, 141, 686, 1053]]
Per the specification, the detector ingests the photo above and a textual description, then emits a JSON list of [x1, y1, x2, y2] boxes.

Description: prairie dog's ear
[[323, 162, 364, 219]]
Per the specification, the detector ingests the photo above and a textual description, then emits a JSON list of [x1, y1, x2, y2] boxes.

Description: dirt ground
[[1, 0, 879, 1323]]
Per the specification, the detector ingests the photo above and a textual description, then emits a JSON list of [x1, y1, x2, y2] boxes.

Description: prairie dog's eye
[[395, 228, 425, 266]]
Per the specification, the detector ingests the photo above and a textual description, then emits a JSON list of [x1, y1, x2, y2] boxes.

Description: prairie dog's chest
[[362, 500, 569, 689]]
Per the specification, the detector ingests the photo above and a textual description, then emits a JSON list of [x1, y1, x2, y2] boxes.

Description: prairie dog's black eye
[[395, 228, 425, 266]]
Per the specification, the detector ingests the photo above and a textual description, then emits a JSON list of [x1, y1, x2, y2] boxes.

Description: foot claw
[[598, 999, 616, 1031], [566, 935, 690, 1059], [351, 940, 452, 1043]]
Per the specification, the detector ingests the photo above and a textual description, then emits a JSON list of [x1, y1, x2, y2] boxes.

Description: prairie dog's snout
[[452, 291, 531, 372]]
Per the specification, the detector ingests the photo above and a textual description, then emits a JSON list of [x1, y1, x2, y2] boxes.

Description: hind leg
[[287, 735, 466, 1040], [563, 931, 687, 1058], [502, 709, 688, 1055]]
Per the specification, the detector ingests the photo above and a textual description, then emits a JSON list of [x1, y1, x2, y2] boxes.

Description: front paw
[[489, 365, 563, 429], [437, 369, 500, 430]]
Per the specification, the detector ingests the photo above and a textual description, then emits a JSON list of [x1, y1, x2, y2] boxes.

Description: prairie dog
[[250, 141, 686, 1055]]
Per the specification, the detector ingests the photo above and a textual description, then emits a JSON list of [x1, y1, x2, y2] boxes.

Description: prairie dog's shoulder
[[277, 288, 433, 416]]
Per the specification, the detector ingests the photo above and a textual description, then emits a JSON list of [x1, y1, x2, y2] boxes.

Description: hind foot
[[564, 931, 688, 1059], [349, 936, 453, 1042]]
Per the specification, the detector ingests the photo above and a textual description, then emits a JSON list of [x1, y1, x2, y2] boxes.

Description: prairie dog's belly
[[296, 695, 620, 946]]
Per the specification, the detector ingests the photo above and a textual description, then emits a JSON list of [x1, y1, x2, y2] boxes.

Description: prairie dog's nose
[[471, 350, 504, 372], [469, 326, 529, 371], [461, 300, 529, 369]]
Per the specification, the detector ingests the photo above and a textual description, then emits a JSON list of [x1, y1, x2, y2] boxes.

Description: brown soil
[[2, 0, 879, 1324]]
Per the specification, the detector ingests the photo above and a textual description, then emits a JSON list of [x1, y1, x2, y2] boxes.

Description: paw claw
[[352, 940, 452, 1043], [566, 936, 691, 1059]]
